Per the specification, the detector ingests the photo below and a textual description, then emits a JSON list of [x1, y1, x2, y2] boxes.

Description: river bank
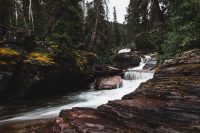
[[25, 49, 200, 133], [1, 49, 199, 133], [0, 54, 155, 132]]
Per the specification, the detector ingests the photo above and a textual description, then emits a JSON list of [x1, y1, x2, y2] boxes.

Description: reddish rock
[[30, 49, 200, 133], [95, 76, 123, 90], [99, 49, 200, 132], [59, 108, 124, 133]]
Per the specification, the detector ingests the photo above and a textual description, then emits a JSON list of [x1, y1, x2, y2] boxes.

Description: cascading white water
[[0, 56, 154, 125], [124, 56, 152, 80], [118, 48, 131, 54]]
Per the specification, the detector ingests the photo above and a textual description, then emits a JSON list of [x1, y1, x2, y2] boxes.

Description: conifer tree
[[113, 6, 121, 47]]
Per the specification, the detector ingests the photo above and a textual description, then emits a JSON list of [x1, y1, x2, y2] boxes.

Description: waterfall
[[124, 71, 153, 80], [0, 56, 154, 125], [124, 56, 152, 80]]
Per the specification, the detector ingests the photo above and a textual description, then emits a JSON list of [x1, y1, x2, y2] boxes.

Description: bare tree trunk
[[89, 0, 100, 50], [29, 0, 34, 29]]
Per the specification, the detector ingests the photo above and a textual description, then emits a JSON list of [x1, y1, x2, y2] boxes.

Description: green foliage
[[48, 0, 84, 63], [158, 0, 200, 62], [160, 32, 183, 60], [25, 52, 55, 65], [84, 0, 115, 65], [126, 0, 200, 62], [52, 19, 72, 48]]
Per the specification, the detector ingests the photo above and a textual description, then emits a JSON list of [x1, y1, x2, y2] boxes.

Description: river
[[0, 56, 154, 126]]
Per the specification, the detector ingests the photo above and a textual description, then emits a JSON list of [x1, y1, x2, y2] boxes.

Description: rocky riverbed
[[26, 49, 199, 133], [1, 47, 199, 133]]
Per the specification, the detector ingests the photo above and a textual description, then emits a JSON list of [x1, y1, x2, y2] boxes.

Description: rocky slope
[[33, 49, 200, 133]]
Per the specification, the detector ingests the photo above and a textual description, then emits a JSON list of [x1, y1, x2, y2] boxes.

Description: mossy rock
[[72, 50, 96, 72], [0, 48, 20, 60], [24, 52, 55, 65]]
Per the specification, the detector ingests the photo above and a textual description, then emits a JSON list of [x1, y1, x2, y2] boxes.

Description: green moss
[[25, 52, 55, 65], [0, 48, 20, 58], [72, 50, 96, 71]]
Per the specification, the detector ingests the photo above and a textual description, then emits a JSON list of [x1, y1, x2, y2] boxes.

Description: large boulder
[[0, 48, 20, 94], [91, 66, 123, 90], [114, 51, 141, 69], [95, 76, 123, 90]]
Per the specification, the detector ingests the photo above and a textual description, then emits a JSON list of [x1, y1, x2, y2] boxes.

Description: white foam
[[118, 49, 131, 54], [0, 56, 154, 125]]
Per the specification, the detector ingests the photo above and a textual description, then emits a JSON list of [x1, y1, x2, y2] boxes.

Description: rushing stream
[[0, 56, 154, 126]]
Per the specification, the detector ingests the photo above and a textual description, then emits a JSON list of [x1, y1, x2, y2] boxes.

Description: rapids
[[0, 56, 154, 125]]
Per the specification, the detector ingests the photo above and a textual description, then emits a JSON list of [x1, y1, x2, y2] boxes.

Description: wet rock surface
[[43, 49, 200, 133], [91, 66, 123, 90], [59, 108, 124, 133], [0, 118, 55, 133], [94, 65, 123, 77], [143, 57, 157, 71], [95, 75, 123, 90], [114, 51, 141, 69]]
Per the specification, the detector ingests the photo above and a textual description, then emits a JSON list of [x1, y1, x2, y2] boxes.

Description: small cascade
[[0, 55, 155, 126], [124, 56, 152, 80], [124, 71, 152, 80]]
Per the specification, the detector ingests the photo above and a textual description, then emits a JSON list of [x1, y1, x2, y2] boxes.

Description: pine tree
[[113, 6, 121, 47], [85, 0, 113, 64]]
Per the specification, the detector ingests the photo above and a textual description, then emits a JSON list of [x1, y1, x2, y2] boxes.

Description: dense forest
[[0, 0, 200, 132], [0, 0, 127, 65], [127, 0, 200, 61], [0, 0, 199, 63]]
